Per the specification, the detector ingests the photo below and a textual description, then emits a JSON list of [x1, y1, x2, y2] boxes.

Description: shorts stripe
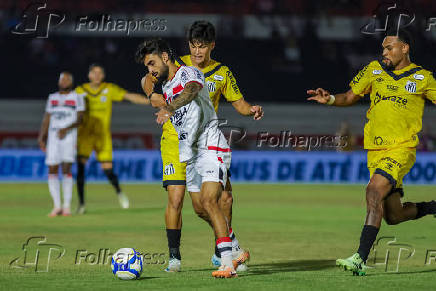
[[163, 180, 186, 188], [374, 168, 397, 189]]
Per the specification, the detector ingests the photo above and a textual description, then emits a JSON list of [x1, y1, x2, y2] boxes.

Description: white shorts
[[45, 128, 77, 166], [186, 151, 231, 193]]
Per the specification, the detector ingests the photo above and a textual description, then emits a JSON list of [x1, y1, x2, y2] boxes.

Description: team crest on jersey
[[405, 81, 417, 93], [213, 74, 224, 81], [206, 81, 216, 92], [164, 163, 175, 176], [103, 89, 108, 94], [413, 74, 424, 80], [372, 70, 382, 75], [181, 71, 188, 83], [100, 96, 107, 102]]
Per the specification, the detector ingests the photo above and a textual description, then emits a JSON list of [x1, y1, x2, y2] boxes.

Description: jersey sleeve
[[76, 93, 86, 112], [424, 72, 436, 103], [45, 95, 53, 113], [222, 67, 243, 102], [109, 83, 127, 102], [349, 62, 374, 96], [180, 67, 205, 88]]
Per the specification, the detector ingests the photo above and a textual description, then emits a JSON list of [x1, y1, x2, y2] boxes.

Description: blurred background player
[[75, 64, 150, 214], [308, 29, 436, 276], [38, 72, 85, 217], [142, 21, 263, 272]]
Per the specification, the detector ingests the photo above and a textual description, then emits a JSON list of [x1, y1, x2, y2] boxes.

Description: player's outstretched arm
[[38, 113, 50, 151], [123, 92, 150, 105], [155, 82, 202, 125], [307, 88, 361, 107], [231, 98, 264, 120]]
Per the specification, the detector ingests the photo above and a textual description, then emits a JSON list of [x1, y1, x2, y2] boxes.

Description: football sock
[[357, 225, 379, 262], [48, 174, 61, 209], [214, 243, 221, 258], [216, 237, 233, 267], [415, 201, 436, 219], [62, 173, 73, 209], [103, 169, 121, 194], [229, 228, 241, 251], [77, 161, 85, 205], [166, 229, 181, 260]]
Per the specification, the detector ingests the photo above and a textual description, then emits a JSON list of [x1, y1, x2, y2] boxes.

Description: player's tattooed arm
[[165, 82, 202, 113], [38, 113, 50, 151], [307, 88, 361, 106], [155, 82, 202, 125]]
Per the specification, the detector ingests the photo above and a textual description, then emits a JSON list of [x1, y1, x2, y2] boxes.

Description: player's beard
[[157, 64, 169, 83], [59, 85, 72, 93], [381, 58, 395, 71]]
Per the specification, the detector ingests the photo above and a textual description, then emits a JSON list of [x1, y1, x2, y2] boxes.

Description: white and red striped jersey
[[162, 66, 230, 163], [45, 91, 85, 130]]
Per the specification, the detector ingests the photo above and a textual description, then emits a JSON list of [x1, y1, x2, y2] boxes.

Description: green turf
[[1, 183, 436, 290]]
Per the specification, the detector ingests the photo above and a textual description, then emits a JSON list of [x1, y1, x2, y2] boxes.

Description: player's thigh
[[60, 131, 77, 165], [46, 131, 61, 166], [196, 152, 228, 191], [161, 131, 186, 188], [77, 133, 94, 159], [96, 133, 113, 163]]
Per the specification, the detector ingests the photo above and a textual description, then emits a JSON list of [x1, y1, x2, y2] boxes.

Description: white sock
[[48, 174, 61, 209], [62, 174, 73, 209], [217, 237, 233, 268], [229, 228, 240, 252]]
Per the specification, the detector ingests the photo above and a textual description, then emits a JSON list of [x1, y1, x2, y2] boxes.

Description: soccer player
[[137, 37, 240, 278], [307, 29, 436, 276], [38, 72, 85, 217], [75, 64, 150, 214], [141, 21, 263, 272]]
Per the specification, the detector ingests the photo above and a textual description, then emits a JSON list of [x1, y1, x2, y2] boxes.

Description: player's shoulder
[[179, 55, 191, 66], [414, 64, 435, 80], [360, 60, 382, 72], [48, 91, 59, 99]]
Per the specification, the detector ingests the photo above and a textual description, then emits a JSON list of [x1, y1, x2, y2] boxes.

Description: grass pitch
[[1, 183, 436, 290]]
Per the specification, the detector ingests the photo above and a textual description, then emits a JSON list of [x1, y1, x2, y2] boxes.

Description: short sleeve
[[425, 72, 436, 103], [222, 67, 243, 102], [45, 96, 52, 113], [180, 67, 204, 88], [109, 83, 127, 102], [76, 93, 85, 111], [349, 63, 373, 96]]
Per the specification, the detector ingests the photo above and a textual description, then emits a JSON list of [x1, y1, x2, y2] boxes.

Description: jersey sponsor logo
[[380, 156, 403, 168], [386, 85, 398, 91], [413, 74, 424, 80], [405, 81, 417, 93], [178, 131, 188, 140], [352, 65, 368, 85], [374, 136, 384, 146], [100, 96, 107, 102], [372, 70, 382, 75], [170, 106, 188, 127], [181, 71, 188, 83], [206, 81, 216, 93], [226, 71, 240, 94], [164, 163, 175, 176], [213, 74, 224, 81], [52, 111, 72, 120], [373, 91, 407, 107]]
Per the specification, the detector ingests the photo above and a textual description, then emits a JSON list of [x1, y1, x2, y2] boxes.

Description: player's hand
[[250, 105, 264, 120], [38, 137, 46, 152], [57, 128, 68, 139], [307, 88, 331, 104], [141, 73, 158, 96], [155, 108, 172, 125]]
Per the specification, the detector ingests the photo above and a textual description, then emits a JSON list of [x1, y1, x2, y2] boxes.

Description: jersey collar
[[377, 60, 423, 81]]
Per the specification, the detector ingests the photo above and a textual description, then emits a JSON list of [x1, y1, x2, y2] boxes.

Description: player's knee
[[168, 195, 183, 212], [365, 183, 383, 208], [384, 214, 401, 225]]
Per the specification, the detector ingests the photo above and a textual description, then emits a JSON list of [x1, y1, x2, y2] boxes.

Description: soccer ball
[[111, 248, 143, 280]]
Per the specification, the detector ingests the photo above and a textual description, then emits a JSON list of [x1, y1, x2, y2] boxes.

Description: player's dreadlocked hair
[[385, 28, 413, 52], [135, 38, 175, 64], [187, 20, 216, 44]]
